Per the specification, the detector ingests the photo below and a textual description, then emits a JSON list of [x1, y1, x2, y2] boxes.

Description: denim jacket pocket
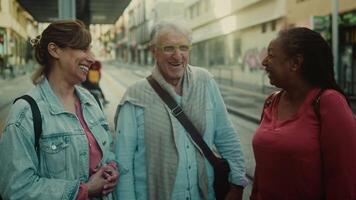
[[40, 135, 70, 177]]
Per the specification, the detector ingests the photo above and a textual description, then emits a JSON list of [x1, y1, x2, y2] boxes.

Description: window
[[189, 6, 194, 19], [271, 20, 276, 31], [202, 0, 209, 12], [185, 9, 189, 18], [193, 3, 199, 18], [261, 23, 267, 33]]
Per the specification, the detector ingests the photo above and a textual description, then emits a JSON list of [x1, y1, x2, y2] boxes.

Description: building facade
[[112, 0, 356, 96], [187, 0, 286, 88], [113, 0, 185, 66], [286, 0, 356, 96], [0, 0, 37, 77]]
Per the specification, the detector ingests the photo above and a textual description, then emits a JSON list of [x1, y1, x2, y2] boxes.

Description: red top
[[251, 88, 356, 200], [75, 98, 103, 200]]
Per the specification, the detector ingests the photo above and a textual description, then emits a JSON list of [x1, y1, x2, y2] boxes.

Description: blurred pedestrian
[[0, 20, 119, 200], [6, 54, 15, 78], [81, 60, 109, 106], [114, 20, 248, 200], [251, 27, 356, 200]]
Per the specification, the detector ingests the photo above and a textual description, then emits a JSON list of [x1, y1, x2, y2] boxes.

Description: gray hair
[[150, 20, 192, 45]]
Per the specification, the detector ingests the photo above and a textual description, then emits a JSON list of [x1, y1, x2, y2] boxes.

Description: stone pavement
[[0, 74, 33, 109], [0, 74, 34, 130]]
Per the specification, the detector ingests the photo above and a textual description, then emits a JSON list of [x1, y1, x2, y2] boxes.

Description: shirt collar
[[39, 77, 95, 114]]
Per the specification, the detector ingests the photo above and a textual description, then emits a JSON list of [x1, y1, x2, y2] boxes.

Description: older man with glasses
[[114, 20, 248, 200]]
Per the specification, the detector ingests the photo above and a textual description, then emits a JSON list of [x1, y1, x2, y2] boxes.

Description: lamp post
[[331, 0, 339, 81], [58, 0, 76, 20]]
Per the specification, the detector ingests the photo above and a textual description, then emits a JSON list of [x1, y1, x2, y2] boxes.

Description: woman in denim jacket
[[0, 20, 119, 200]]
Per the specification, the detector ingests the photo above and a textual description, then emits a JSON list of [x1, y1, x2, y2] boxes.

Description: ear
[[47, 42, 61, 59], [149, 44, 156, 55], [290, 54, 303, 71]]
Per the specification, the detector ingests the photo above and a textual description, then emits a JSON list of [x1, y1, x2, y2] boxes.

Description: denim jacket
[[0, 78, 116, 200]]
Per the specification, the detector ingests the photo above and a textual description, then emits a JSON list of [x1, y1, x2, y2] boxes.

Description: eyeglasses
[[156, 44, 192, 54]]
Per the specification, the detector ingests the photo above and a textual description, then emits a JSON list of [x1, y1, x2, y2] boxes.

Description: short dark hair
[[278, 27, 348, 102], [32, 20, 91, 84]]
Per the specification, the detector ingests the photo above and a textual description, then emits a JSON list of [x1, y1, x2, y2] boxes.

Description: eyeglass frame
[[155, 44, 192, 54]]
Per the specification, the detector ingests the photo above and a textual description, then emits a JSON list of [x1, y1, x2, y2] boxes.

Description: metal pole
[[58, 0, 76, 20], [331, 0, 339, 81]]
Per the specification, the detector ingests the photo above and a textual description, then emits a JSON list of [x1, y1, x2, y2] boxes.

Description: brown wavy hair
[[32, 20, 91, 84]]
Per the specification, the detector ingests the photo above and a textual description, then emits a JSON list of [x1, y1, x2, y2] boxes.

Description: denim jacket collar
[[39, 77, 95, 114]]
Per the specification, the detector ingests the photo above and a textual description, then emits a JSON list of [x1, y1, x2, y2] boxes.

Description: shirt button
[[188, 165, 191, 169], [89, 120, 94, 124]]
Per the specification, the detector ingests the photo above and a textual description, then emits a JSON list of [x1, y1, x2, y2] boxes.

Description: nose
[[171, 49, 183, 60], [261, 56, 268, 68]]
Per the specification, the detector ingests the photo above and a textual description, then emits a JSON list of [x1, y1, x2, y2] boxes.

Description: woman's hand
[[101, 164, 120, 196], [85, 168, 108, 197]]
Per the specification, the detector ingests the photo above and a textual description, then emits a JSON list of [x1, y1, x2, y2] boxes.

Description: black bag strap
[[260, 89, 325, 122], [260, 91, 280, 123], [146, 75, 222, 168], [13, 95, 42, 157]]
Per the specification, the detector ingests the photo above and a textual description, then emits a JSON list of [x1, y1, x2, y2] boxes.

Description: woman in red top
[[251, 27, 356, 200]]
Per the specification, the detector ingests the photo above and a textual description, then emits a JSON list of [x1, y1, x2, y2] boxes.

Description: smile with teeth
[[79, 65, 89, 73], [169, 62, 182, 67]]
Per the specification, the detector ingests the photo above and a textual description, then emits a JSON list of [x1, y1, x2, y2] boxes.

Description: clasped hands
[[85, 163, 119, 197]]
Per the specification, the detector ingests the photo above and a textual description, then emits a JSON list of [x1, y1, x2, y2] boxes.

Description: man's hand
[[225, 184, 243, 200]]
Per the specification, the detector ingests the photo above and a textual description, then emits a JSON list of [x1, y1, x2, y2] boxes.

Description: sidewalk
[[0, 73, 34, 130], [0, 74, 34, 109]]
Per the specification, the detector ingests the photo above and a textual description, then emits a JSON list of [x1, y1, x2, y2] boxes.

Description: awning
[[17, 0, 131, 24]]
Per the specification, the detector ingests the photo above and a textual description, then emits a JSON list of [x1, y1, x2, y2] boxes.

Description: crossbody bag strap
[[260, 91, 280, 123], [13, 95, 42, 158], [146, 75, 221, 167]]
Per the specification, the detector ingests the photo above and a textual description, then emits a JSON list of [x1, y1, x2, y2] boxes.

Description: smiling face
[[151, 29, 190, 85], [56, 46, 95, 85], [261, 38, 292, 88]]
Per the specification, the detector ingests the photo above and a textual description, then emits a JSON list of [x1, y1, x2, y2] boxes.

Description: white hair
[[150, 20, 192, 45]]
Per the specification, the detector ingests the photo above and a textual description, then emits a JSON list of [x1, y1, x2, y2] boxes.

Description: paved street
[[0, 62, 266, 199]]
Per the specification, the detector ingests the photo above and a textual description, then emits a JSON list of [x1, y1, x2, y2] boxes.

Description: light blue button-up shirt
[[115, 79, 248, 200]]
